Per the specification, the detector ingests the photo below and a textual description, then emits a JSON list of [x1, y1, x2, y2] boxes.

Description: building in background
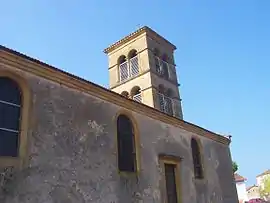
[[235, 173, 249, 202], [246, 185, 260, 200]]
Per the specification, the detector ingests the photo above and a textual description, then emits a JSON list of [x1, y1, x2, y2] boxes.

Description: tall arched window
[[0, 77, 21, 157], [117, 114, 137, 172], [161, 54, 169, 79], [128, 49, 139, 77], [118, 55, 128, 82], [191, 138, 203, 179]]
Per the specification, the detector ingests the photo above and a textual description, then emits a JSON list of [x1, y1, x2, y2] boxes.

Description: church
[[0, 26, 238, 203]]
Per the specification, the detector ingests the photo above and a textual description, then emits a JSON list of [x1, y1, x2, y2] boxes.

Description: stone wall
[[0, 65, 238, 203]]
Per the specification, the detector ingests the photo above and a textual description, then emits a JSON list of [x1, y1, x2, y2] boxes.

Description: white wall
[[236, 182, 248, 202]]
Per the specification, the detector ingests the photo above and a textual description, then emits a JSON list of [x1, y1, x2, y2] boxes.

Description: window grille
[[155, 56, 173, 80], [130, 56, 139, 77], [132, 93, 142, 103], [119, 61, 129, 82], [158, 93, 174, 116], [119, 56, 139, 82]]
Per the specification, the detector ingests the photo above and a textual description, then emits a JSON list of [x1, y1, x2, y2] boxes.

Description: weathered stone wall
[[0, 65, 238, 203]]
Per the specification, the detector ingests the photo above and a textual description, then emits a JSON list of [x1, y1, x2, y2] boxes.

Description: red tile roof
[[246, 185, 258, 191], [234, 173, 247, 182]]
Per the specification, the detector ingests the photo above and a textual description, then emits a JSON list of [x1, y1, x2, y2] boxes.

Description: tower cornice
[[104, 26, 176, 54]]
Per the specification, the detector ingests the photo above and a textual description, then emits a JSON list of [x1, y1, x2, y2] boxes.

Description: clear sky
[[1, 0, 269, 185]]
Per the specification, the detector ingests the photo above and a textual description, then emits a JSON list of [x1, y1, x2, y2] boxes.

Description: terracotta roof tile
[[246, 185, 258, 191], [234, 173, 247, 182]]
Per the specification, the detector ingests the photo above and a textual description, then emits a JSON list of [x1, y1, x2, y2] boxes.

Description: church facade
[[0, 27, 238, 203]]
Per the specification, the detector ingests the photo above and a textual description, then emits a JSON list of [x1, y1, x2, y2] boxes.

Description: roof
[[256, 169, 270, 178], [0, 45, 231, 145], [234, 173, 247, 182], [103, 26, 177, 54], [246, 185, 258, 191]]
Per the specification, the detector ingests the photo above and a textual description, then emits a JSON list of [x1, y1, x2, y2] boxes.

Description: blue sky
[[1, 0, 269, 185]]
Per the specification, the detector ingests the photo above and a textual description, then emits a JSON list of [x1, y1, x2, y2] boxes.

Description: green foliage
[[232, 161, 238, 173], [259, 175, 270, 200]]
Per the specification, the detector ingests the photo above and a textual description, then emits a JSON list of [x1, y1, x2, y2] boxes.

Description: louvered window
[[191, 138, 203, 179], [117, 115, 136, 172], [0, 77, 21, 157], [165, 163, 178, 203]]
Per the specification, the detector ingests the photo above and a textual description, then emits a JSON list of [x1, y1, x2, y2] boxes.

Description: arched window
[[191, 138, 203, 179], [161, 54, 169, 79], [118, 55, 128, 82], [0, 77, 21, 157], [153, 48, 162, 74], [118, 55, 127, 65], [128, 49, 137, 59], [166, 88, 174, 98], [128, 49, 139, 77], [117, 114, 137, 172], [130, 86, 142, 103], [121, 91, 129, 98]]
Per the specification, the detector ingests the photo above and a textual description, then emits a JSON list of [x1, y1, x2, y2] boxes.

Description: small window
[[165, 163, 178, 203], [0, 77, 21, 157], [117, 114, 137, 172], [191, 138, 203, 179]]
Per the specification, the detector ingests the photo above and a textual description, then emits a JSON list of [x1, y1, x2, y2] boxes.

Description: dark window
[[161, 61, 169, 79], [117, 115, 136, 172], [0, 77, 21, 157], [191, 138, 203, 179], [165, 163, 178, 203]]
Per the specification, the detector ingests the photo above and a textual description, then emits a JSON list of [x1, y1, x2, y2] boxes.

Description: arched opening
[[121, 91, 129, 98], [166, 88, 174, 98], [118, 55, 127, 65], [130, 86, 142, 103], [128, 49, 137, 59], [158, 84, 165, 94], [0, 77, 21, 157], [191, 138, 203, 179], [165, 88, 174, 115], [128, 49, 139, 77], [161, 54, 169, 79], [162, 54, 168, 62], [118, 55, 128, 82], [153, 48, 160, 57], [117, 114, 137, 172], [153, 48, 161, 74]]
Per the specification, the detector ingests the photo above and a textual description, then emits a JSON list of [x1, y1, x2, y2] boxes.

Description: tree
[[259, 175, 270, 200], [232, 161, 238, 173]]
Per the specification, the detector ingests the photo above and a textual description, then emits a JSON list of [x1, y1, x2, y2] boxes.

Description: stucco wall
[[236, 182, 248, 202], [0, 65, 238, 203]]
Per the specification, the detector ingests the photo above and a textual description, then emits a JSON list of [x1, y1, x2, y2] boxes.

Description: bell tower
[[104, 26, 183, 119]]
